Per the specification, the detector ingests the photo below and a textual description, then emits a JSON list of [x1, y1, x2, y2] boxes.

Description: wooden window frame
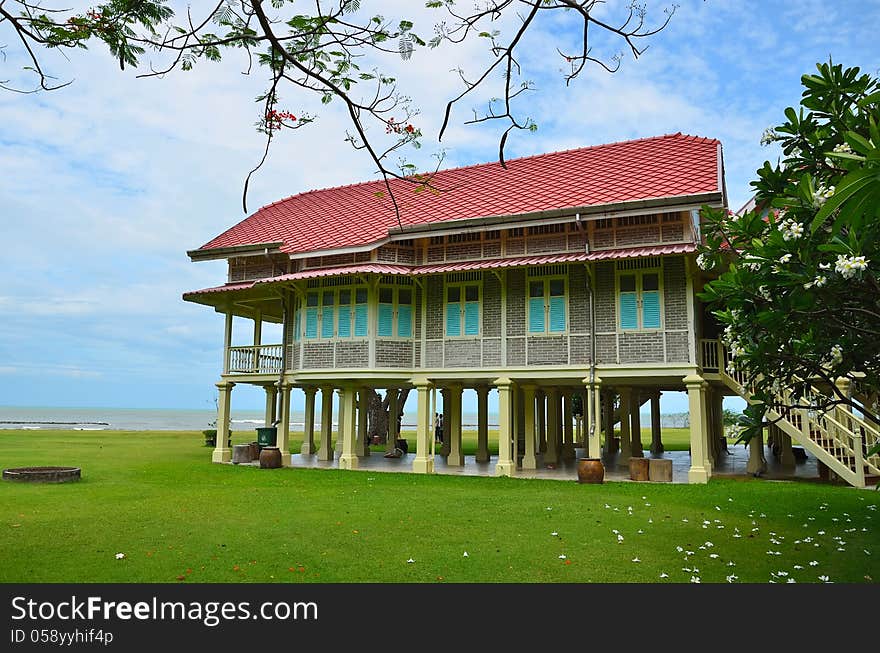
[[615, 264, 664, 332]]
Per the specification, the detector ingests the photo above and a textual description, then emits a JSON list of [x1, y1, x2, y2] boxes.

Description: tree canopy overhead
[[0, 1, 676, 211]]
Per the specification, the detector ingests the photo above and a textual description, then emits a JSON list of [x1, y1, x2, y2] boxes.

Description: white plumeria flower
[[632, 558, 641, 563], [682, 518, 689, 523], [612, 529, 619, 534], [834, 254, 868, 279], [676, 546, 684, 553], [787, 578, 796, 583], [638, 530, 644, 534], [659, 573, 669, 579], [809, 561, 819, 566], [779, 253, 793, 264], [558, 554, 567, 560], [819, 575, 829, 582], [817, 530, 825, 535], [726, 574, 738, 583], [551, 532, 558, 536], [407, 558, 415, 563], [709, 554, 719, 559], [812, 184, 835, 208], [833, 142, 853, 154], [115, 553, 125, 560], [727, 561, 736, 567], [690, 576, 701, 584], [463, 552, 469, 557], [617, 534, 624, 543]]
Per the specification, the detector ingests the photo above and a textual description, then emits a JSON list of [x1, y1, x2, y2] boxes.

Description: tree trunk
[[367, 388, 410, 443]]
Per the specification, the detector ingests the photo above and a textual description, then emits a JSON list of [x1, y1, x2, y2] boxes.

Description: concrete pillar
[[448, 384, 464, 466], [440, 388, 451, 457], [412, 380, 435, 474], [264, 385, 277, 427], [338, 387, 359, 470], [712, 389, 725, 458], [603, 390, 615, 454], [495, 379, 514, 476], [277, 382, 292, 465], [684, 375, 711, 483], [355, 389, 370, 457], [590, 378, 603, 459], [618, 387, 633, 463], [650, 391, 664, 454], [521, 385, 537, 470], [475, 385, 490, 463], [705, 387, 718, 465], [561, 393, 576, 461], [301, 386, 317, 455], [212, 381, 234, 463], [317, 386, 334, 461], [537, 389, 547, 454], [335, 388, 345, 453], [222, 310, 233, 374], [386, 388, 400, 455], [778, 427, 796, 467], [747, 430, 768, 476], [545, 388, 560, 465], [630, 390, 644, 457], [514, 385, 525, 466]]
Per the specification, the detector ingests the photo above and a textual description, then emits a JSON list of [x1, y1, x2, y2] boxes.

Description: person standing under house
[[435, 413, 443, 444]]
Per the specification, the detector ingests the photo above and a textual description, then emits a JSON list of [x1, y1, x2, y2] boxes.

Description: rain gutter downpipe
[[575, 214, 598, 442]]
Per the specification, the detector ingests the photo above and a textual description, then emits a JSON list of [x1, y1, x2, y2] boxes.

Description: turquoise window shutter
[[528, 297, 545, 333], [337, 305, 351, 338], [446, 302, 461, 336], [549, 296, 566, 332], [305, 308, 318, 339], [397, 304, 413, 338], [619, 293, 638, 330], [321, 306, 334, 338], [464, 301, 479, 335], [641, 290, 661, 329], [293, 309, 301, 341], [378, 303, 394, 337], [354, 304, 368, 336]]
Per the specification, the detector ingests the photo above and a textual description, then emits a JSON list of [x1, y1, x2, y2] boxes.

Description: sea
[[0, 406, 491, 431]]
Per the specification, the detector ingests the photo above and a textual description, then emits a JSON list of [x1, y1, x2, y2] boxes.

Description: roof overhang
[[187, 241, 284, 263]]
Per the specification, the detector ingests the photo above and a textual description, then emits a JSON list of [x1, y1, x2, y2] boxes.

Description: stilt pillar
[[264, 385, 277, 427], [338, 387, 359, 470], [495, 378, 514, 476], [386, 388, 400, 455], [630, 390, 644, 457], [618, 387, 633, 463], [521, 384, 537, 470], [317, 386, 334, 461], [747, 429, 768, 476], [475, 385, 490, 463], [778, 427, 796, 467], [440, 388, 451, 457], [277, 382, 292, 465], [545, 387, 560, 465], [684, 374, 711, 483], [650, 390, 664, 454], [537, 389, 547, 454], [355, 389, 370, 457], [335, 389, 345, 453], [212, 381, 234, 463], [603, 390, 615, 454], [448, 384, 464, 466], [301, 386, 317, 454], [412, 380, 434, 474], [561, 393, 576, 461]]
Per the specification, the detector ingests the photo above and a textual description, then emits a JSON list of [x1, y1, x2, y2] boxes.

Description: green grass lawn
[[1, 429, 877, 584]]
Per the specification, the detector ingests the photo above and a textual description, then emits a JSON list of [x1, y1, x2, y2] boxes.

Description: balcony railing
[[227, 344, 284, 375], [699, 338, 723, 373]]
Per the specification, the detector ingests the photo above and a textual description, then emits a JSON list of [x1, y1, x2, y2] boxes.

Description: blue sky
[[0, 0, 878, 415]]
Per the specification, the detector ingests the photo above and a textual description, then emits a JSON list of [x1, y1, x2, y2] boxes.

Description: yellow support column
[[582, 376, 603, 459], [339, 387, 359, 470], [277, 382, 292, 466], [212, 381, 234, 463], [355, 388, 370, 457], [561, 392, 576, 461], [317, 386, 334, 461], [537, 389, 547, 453], [495, 378, 514, 476], [301, 386, 316, 455], [386, 388, 399, 455], [650, 390, 664, 454], [448, 384, 464, 466], [439, 387, 451, 457], [264, 384, 277, 427], [412, 379, 434, 474], [521, 384, 537, 470], [684, 374, 711, 483]]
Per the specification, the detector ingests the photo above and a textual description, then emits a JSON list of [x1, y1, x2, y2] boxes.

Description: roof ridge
[[248, 132, 719, 216]]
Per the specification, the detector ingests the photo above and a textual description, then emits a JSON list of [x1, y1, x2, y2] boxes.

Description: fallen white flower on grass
[[551, 532, 558, 536], [617, 534, 624, 543], [794, 565, 804, 570], [727, 561, 736, 567], [690, 576, 701, 584], [682, 518, 689, 523], [463, 552, 469, 557], [676, 546, 683, 552], [659, 573, 669, 579], [787, 578, 796, 583], [558, 554, 567, 560], [726, 574, 738, 583], [819, 575, 830, 582], [115, 553, 125, 560], [648, 518, 653, 524], [733, 534, 742, 538], [865, 550, 872, 555], [638, 530, 644, 534], [612, 529, 619, 534], [715, 506, 721, 511], [809, 561, 819, 566], [407, 558, 415, 564], [632, 558, 641, 563], [709, 554, 719, 559]]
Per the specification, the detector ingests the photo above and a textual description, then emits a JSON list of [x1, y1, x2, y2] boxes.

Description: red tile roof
[[183, 244, 695, 298], [196, 133, 720, 256]]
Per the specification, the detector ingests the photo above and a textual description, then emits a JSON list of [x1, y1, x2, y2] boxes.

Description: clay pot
[[232, 444, 252, 464], [577, 458, 604, 484], [249, 441, 260, 460], [629, 457, 650, 481], [259, 446, 283, 469]]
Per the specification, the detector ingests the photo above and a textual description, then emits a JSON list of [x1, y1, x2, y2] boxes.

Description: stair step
[[865, 475, 880, 487]]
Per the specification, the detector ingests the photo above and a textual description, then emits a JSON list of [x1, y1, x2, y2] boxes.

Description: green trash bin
[[256, 426, 278, 448]]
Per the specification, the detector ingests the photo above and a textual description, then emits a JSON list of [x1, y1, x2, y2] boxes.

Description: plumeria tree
[[698, 61, 880, 451]]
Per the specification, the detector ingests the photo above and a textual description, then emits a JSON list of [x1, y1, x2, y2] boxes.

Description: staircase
[[700, 339, 880, 488]]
